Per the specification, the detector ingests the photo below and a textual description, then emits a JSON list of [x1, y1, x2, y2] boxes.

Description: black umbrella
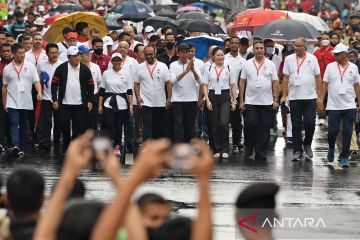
[[173, 0, 198, 4], [144, 16, 178, 30], [55, 4, 84, 13], [254, 19, 321, 43], [105, 13, 123, 30], [177, 11, 213, 21], [183, 19, 225, 34], [151, 5, 174, 12], [112, 0, 155, 22], [201, 0, 231, 11], [155, 9, 177, 19]]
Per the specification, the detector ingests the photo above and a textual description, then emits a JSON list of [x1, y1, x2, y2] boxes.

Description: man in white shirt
[[225, 36, 246, 154], [281, 38, 322, 161], [36, 43, 62, 152], [123, 25, 141, 51], [79, 45, 102, 130], [318, 44, 360, 168], [51, 46, 94, 153], [134, 45, 172, 141], [24, 33, 47, 67], [2, 43, 42, 156], [239, 40, 279, 161], [170, 43, 201, 143]]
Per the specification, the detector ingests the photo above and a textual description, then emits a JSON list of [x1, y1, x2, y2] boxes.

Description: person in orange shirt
[[331, 10, 341, 30]]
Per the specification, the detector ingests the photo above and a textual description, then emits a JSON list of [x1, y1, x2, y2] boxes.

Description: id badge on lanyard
[[294, 74, 301, 86]]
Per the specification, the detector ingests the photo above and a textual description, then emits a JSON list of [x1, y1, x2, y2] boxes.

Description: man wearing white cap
[[318, 43, 360, 168], [143, 26, 155, 46], [33, 17, 46, 35], [102, 35, 114, 56], [281, 37, 322, 161], [51, 46, 94, 153]]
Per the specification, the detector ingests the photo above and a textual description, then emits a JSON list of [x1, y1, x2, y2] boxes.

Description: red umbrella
[[44, 13, 67, 25], [232, 9, 289, 32]]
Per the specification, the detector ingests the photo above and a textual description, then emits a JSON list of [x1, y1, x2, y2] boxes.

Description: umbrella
[[55, 4, 84, 13], [43, 12, 108, 43], [151, 4, 174, 12], [173, 0, 198, 4], [176, 6, 203, 13], [232, 9, 288, 31], [177, 11, 213, 20], [155, 9, 177, 19], [181, 19, 224, 34], [105, 13, 123, 30], [144, 16, 178, 30], [281, 11, 330, 32], [201, 0, 231, 11], [44, 13, 67, 25], [254, 19, 321, 43], [182, 36, 224, 59], [112, 0, 155, 22]]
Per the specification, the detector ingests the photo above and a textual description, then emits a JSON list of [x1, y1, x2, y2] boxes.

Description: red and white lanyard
[[214, 65, 224, 82], [146, 60, 158, 80], [13, 62, 24, 81], [337, 63, 349, 83], [296, 53, 307, 74], [253, 59, 265, 77]]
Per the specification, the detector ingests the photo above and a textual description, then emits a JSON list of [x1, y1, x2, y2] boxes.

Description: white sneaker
[[213, 153, 221, 158], [222, 153, 229, 159]]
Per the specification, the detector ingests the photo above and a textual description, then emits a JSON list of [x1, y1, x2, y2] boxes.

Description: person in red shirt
[[313, 33, 335, 79], [91, 38, 110, 74]]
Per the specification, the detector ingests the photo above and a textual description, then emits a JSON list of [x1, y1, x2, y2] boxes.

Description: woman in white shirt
[[98, 53, 133, 155], [202, 47, 237, 159]]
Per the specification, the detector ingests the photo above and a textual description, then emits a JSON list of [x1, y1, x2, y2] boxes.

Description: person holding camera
[[202, 47, 237, 159], [98, 53, 133, 156]]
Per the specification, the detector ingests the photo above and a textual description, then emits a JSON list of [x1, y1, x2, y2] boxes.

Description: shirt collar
[[68, 62, 80, 70]]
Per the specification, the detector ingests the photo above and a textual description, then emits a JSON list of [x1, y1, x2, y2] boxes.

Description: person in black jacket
[[51, 46, 94, 153]]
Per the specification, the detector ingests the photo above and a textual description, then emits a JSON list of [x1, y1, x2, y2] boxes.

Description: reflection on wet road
[[1, 125, 360, 239]]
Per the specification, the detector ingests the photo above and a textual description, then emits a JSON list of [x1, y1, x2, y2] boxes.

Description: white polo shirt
[[57, 42, 69, 63], [202, 63, 237, 94], [3, 60, 40, 110], [135, 60, 170, 107], [25, 49, 48, 67], [101, 68, 132, 110], [88, 62, 102, 94], [63, 63, 82, 105], [108, 56, 138, 105], [37, 59, 63, 101], [283, 53, 320, 100], [240, 57, 278, 105], [170, 60, 201, 102], [324, 61, 360, 110], [194, 58, 205, 75], [225, 52, 246, 91]]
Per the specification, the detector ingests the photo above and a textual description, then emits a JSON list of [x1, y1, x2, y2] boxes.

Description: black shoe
[[0, 144, 5, 153], [255, 152, 267, 161], [18, 151, 25, 157], [12, 146, 20, 156], [292, 151, 302, 161], [245, 148, 253, 159]]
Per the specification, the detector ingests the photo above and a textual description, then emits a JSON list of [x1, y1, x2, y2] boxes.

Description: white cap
[[67, 46, 79, 56], [333, 43, 349, 54], [144, 25, 155, 33], [38, 5, 45, 12], [34, 17, 45, 26], [111, 53, 122, 60], [103, 36, 114, 47]]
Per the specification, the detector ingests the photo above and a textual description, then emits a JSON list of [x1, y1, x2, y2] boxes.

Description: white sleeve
[[313, 58, 321, 76], [169, 62, 178, 83], [100, 72, 107, 89], [354, 67, 360, 84], [240, 63, 247, 80], [134, 67, 141, 83], [32, 65, 40, 83], [126, 72, 133, 90], [95, 66, 102, 85], [271, 62, 279, 81], [164, 66, 171, 82], [229, 66, 237, 85], [194, 64, 202, 83], [2, 67, 9, 85], [202, 66, 210, 84], [323, 65, 330, 83]]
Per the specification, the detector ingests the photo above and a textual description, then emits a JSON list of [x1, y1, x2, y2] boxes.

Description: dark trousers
[[103, 108, 128, 146], [53, 110, 62, 146], [7, 108, 29, 149], [164, 107, 173, 141], [134, 105, 142, 145], [318, 93, 328, 119], [230, 97, 242, 146], [328, 109, 356, 158], [197, 107, 208, 135], [86, 98, 98, 130], [243, 104, 273, 155], [207, 90, 230, 153], [172, 101, 197, 143], [57, 104, 87, 151], [289, 99, 316, 152], [141, 106, 166, 142], [125, 112, 135, 150], [0, 101, 8, 146], [37, 100, 53, 148]]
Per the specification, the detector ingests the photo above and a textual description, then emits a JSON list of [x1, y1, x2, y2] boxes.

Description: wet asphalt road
[[1, 123, 360, 239]]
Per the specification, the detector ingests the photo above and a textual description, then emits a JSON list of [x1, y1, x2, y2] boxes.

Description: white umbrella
[[282, 11, 330, 32]]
